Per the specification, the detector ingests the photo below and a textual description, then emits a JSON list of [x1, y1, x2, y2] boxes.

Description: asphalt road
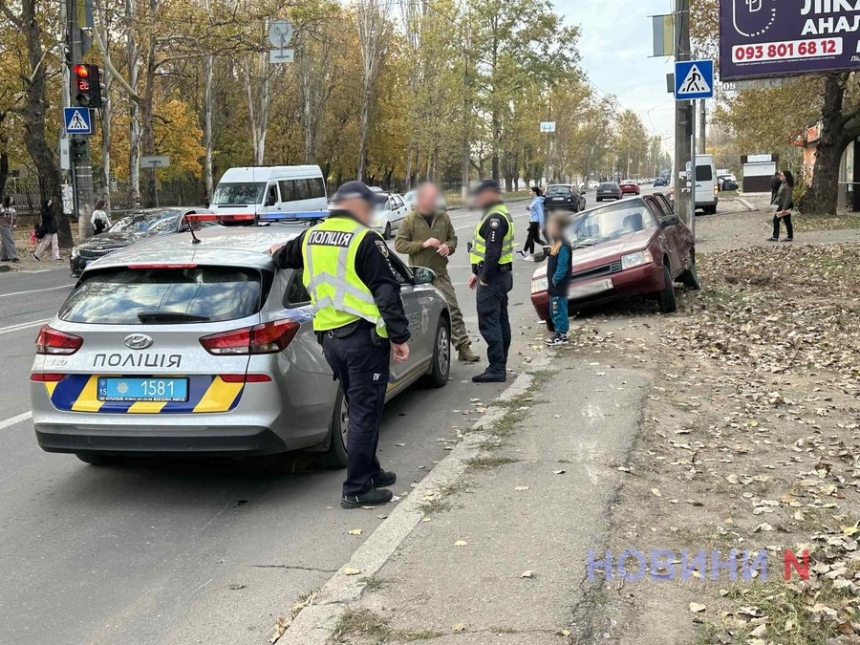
[[0, 199, 564, 645]]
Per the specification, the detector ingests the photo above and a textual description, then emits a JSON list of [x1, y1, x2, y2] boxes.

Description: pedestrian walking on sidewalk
[[0, 196, 19, 262], [517, 186, 545, 261], [544, 213, 572, 346], [34, 199, 61, 262], [394, 182, 479, 363], [770, 171, 782, 205], [271, 181, 411, 509], [468, 179, 514, 383], [769, 170, 795, 242], [91, 200, 111, 235]]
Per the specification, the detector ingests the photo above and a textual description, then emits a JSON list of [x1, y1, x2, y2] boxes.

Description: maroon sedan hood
[[533, 229, 655, 279]]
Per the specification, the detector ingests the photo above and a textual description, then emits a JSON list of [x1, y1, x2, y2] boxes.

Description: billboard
[[720, 0, 860, 81]]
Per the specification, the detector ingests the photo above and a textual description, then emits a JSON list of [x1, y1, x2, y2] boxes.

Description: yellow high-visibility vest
[[302, 217, 388, 337], [469, 204, 514, 266]]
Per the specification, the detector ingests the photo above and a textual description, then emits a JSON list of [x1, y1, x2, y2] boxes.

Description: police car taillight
[[199, 319, 300, 355], [35, 325, 83, 355]]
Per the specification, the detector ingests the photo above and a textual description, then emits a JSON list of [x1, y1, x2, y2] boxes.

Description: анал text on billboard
[[720, 0, 860, 80]]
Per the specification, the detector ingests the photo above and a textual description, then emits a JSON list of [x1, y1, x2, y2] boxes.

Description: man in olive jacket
[[395, 183, 479, 363]]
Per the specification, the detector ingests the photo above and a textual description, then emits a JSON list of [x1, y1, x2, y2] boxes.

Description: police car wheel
[[424, 319, 451, 388], [383, 223, 392, 239], [323, 386, 350, 469]]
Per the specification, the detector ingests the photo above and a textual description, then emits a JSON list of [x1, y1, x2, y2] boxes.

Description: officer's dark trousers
[[322, 329, 389, 497], [476, 271, 513, 375]]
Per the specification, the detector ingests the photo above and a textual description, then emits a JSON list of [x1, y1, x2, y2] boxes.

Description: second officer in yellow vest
[[467, 179, 514, 383], [272, 181, 411, 509]]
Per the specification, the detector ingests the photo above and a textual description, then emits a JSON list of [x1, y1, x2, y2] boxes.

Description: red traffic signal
[[71, 63, 102, 109]]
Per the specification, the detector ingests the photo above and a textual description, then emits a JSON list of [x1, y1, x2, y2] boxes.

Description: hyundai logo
[[124, 333, 154, 350]]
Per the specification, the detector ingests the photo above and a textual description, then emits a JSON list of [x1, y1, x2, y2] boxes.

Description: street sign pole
[[66, 0, 95, 240], [673, 0, 690, 228], [690, 100, 697, 242], [674, 56, 713, 241]]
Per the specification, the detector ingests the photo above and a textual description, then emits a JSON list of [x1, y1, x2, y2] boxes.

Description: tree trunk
[[0, 114, 8, 198], [202, 53, 214, 201], [126, 0, 141, 206], [357, 81, 371, 181], [140, 27, 157, 207], [801, 73, 854, 215], [19, 0, 68, 245]]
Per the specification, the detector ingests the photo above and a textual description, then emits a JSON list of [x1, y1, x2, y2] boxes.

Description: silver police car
[[30, 224, 451, 466]]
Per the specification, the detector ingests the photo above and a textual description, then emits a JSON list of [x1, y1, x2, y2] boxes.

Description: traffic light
[[71, 63, 102, 109], [70, 137, 88, 161]]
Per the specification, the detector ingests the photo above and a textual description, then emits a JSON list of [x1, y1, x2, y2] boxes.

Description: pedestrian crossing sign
[[674, 60, 714, 101], [63, 107, 92, 135]]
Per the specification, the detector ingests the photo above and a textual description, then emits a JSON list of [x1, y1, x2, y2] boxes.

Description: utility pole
[[699, 100, 706, 154], [673, 0, 691, 223], [66, 0, 95, 240]]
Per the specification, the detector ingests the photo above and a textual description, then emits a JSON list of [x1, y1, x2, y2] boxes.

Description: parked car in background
[[620, 180, 641, 196], [530, 195, 698, 328], [372, 192, 410, 239], [544, 184, 586, 212], [653, 176, 667, 187], [596, 182, 622, 202], [210, 165, 327, 223], [70, 207, 218, 277], [33, 225, 451, 467]]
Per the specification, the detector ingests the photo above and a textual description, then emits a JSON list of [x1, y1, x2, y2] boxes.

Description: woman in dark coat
[[33, 199, 61, 261], [769, 170, 795, 242]]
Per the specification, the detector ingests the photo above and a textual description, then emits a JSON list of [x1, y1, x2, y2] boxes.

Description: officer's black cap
[[330, 181, 377, 207], [470, 179, 501, 196]]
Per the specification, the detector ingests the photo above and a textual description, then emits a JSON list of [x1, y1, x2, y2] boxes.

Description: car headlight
[[71, 246, 80, 259], [621, 251, 651, 270], [531, 276, 548, 293]]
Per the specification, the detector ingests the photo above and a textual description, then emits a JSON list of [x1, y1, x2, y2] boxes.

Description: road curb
[[274, 351, 554, 644]]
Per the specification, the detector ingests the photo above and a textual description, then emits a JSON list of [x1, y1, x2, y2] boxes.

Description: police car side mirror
[[412, 266, 437, 285]]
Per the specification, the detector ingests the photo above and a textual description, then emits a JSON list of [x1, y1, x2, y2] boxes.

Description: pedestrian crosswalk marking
[[679, 64, 711, 95]]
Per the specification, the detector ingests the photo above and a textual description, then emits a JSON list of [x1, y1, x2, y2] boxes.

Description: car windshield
[[374, 194, 389, 210], [211, 182, 266, 206], [109, 210, 182, 234], [60, 266, 267, 325], [568, 202, 657, 247], [546, 185, 571, 196], [599, 183, 617, 190]]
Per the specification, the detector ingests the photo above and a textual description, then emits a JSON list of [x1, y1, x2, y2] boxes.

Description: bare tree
[[355, 0, 389, 181], [0, 0, 70, 245]]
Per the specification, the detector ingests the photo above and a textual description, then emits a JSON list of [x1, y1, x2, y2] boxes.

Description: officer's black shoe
[[341, 488, 393, 509], [472, 371, 507, 383], [371, 470, 397, 488]]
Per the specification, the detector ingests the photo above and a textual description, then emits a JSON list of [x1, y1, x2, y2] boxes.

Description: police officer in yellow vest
[[272, 181, 411, 508], [467, 179, 515, 383]]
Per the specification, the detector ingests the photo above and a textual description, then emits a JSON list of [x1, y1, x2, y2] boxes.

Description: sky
[[555, 0, 678, 152]]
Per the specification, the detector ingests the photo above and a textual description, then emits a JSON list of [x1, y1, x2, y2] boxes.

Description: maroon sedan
[[530, 196, 698, 329], [620, 180, 641, 196]]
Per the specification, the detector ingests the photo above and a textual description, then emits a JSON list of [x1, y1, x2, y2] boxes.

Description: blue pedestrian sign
[[63, 107, 92, 135], [674, 60, 714, 101]]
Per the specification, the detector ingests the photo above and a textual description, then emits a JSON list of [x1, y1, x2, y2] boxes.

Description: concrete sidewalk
[[322, 350, 651, 644]]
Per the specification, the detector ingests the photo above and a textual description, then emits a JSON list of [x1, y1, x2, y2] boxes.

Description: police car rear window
[[60, 266, 270, 325]]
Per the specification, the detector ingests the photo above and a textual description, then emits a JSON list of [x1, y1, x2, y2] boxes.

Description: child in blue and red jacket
[[544, 214, 572, 346]]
